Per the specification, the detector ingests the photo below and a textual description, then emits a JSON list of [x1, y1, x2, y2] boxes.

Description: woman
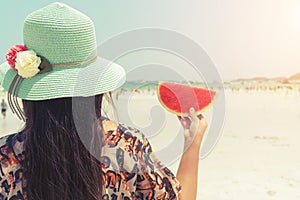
[[0, 2, 207, 200]]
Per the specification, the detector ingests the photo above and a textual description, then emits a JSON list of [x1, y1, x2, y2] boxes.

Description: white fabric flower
[[15, 50, 41, 78]]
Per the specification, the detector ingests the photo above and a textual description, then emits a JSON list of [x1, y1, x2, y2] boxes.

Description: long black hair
[[21, 94, 104, 200]]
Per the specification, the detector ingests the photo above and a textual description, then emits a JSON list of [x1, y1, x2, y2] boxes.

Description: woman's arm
[[176, 108, 208, 200]]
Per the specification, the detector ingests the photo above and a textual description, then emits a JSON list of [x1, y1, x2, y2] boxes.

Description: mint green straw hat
[[0, 2, 126, 101]]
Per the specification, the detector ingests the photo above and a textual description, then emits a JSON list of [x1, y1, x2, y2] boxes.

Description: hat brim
[[0, 57, 126, 100]]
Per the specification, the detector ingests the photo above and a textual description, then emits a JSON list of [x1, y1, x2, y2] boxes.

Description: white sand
[[1, 90, 300, 199], [197, 90, 300, 199]]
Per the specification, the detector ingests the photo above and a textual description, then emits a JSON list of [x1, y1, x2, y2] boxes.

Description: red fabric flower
[[6, 45, 28, 69]]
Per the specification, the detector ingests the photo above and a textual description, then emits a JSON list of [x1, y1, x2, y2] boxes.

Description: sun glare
[[294, 3, 300, 29]]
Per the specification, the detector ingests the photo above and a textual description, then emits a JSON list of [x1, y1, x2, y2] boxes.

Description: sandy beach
[[1, 89, 300, 199], [197, 90, 300, 199]]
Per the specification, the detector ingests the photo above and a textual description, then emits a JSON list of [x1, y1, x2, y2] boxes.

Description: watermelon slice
[[157, 82, 216, 116]]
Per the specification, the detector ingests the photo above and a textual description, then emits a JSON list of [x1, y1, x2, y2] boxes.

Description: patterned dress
[[0, 117, 181, 199]]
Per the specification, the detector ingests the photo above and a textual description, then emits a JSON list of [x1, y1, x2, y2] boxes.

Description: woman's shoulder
[[100, 116, 153, 168], [101, 116, 143, 135], [0, 132, 24, 150], [100, 117, 182, 199], [0, 134, 16, 147], [0, 133, 24, 200], [101, 116, 150, 148], [0, 132, 25, 162]]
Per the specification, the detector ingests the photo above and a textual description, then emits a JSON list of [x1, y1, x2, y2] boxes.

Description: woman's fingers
[[177, 115, 192, 129], [189, 107, 198, 122], [177, 116, 191, 129], [177, 107, 205, 130], [177, 108, 208, 149], [184, 117, 191, 129], [198, 114, 203, 120], [188, 108, 207, 129]]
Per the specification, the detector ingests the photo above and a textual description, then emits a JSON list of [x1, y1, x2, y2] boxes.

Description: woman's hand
[[176, 108, 208, 200], [177, 107, 208, 150]]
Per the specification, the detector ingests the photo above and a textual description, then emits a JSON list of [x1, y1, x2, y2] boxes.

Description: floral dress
[[0, 117, 181, 199]]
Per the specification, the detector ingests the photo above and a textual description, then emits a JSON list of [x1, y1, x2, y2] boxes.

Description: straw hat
[[0, 2, 126, 102]]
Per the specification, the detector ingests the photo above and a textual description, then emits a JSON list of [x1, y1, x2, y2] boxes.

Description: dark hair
[[21, 94, 104, 200]]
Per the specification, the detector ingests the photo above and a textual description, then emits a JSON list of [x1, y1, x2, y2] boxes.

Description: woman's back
[[0, 116, 181, 199]]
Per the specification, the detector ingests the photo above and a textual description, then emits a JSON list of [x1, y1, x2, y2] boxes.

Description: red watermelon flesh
[[157, 82, 216, 116]]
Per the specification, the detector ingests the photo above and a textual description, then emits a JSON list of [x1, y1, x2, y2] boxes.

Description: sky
[[1, 0, 300, 81]]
